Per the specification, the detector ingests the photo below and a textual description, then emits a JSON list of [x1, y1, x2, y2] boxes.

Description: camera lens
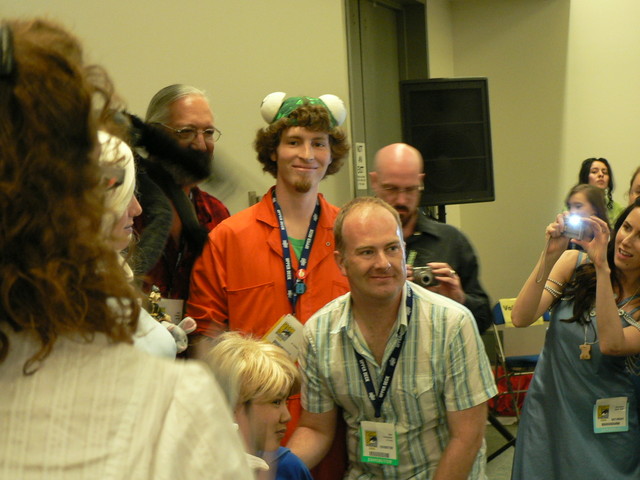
[[419, 271, 432, 285]]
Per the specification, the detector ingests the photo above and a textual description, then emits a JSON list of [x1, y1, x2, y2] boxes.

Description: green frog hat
[[260, 91, 347, 127]]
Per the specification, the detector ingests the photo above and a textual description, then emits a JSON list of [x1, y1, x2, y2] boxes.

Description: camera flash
[[567, 214, 582, 227]]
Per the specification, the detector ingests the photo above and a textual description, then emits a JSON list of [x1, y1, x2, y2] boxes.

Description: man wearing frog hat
[[187, 92, 351, 478]]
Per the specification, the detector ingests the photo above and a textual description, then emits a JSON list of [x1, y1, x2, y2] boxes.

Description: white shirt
[[0, 327, 253, 480], [134, 307, 177, 358]]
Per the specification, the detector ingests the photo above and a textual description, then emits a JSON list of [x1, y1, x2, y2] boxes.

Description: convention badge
[[159, 298, 185, 325], [359, 421, 398, 466], [263, 314, 304, 361], [593, 397, 629, 433]]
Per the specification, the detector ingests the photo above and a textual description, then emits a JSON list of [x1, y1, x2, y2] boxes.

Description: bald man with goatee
[[369, 143, 492, 333]]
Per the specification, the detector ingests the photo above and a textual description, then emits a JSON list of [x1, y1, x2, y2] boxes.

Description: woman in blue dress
[[511, 199, 640, 479]]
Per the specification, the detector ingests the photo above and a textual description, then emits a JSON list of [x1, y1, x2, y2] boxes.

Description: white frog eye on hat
[[259, 91, 347, 127], [318, 94, 347, 127], [260, 92, 287, 124]]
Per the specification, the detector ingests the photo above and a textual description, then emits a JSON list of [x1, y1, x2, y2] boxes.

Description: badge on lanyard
[[354, 287, 413, 467], [593, 396, 629, 433], [360, 421, 399, 465], [272, 192, 320, 313], [263, 313, 304, 361]]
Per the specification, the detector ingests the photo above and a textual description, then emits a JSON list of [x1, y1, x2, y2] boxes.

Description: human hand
[[573, 216, 610, 269], [424, 262, 466, 304], [546, 213, 571, 255]]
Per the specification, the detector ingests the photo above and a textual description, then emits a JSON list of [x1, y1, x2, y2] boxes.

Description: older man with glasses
[[132, 84, 230, 330], [370, 142, 492, 333]]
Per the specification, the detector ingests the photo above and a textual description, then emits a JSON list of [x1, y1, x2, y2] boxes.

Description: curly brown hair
[[254, 102, 350, 178], [0, 19, 139, 374]]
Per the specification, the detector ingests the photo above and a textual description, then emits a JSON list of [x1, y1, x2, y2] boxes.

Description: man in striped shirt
[[288, 197, 497, 479]]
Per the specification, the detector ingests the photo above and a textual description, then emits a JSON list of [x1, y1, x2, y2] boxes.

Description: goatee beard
[[395, 206, 411, 226], [294, 179, 312, 193]]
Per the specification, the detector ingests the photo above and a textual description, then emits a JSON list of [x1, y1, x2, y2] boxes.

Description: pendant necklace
[[579, 320, 597, 360], [582, 285, 640, 360]]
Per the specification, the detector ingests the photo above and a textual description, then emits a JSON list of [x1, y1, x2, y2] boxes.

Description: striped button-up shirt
[[300, 283, 498, 479]]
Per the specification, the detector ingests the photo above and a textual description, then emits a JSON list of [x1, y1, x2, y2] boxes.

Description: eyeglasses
[[380, 184, 424, 196], [157, 123, 222, 143]]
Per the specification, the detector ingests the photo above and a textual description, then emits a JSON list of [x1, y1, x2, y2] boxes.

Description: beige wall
[[559, 1, 640, 203], [427, 0, 640, 303], [5, 0, 640, 305], [2, 0, 353, 215], [429, 0, 570, 303]]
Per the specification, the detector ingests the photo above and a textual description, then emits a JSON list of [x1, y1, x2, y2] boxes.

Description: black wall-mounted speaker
[[400, 77, 494, 206]]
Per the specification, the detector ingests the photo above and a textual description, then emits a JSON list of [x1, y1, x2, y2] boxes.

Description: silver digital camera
[[563, 214, 593, 241], [413, 266, 440, 287]]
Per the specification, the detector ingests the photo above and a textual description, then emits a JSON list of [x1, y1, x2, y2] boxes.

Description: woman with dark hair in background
[[0, 19, 251, 479], [627, 166, 640, 206], [578, 157, 625, 225]]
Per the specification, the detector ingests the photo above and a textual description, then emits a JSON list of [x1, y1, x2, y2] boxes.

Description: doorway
[[345, 0, 428, 195]]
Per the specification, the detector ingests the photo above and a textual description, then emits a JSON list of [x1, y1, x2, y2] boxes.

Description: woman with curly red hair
[[0, 18, 251, 479]]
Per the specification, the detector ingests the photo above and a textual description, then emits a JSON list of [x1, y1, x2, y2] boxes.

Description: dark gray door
[[346, 0, 428, 195]]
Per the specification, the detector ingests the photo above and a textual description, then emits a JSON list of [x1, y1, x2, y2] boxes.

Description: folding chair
[[490, 299, 548, 419], [487, 411, 516, 462]]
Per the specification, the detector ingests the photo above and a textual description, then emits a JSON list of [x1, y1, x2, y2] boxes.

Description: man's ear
[[334, 250, 348, 277], [369, 171, 378, 191]]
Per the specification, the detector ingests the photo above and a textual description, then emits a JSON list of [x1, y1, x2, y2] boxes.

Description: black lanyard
[[354, 286, 414, 418], [272, 191, 320, 312]]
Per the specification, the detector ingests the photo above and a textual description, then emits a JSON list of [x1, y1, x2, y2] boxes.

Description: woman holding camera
[[510, 199, 640, 479]]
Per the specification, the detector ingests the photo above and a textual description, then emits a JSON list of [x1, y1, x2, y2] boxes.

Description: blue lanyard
[[272, 191, 321, 312], [354, 286, 414, 418]]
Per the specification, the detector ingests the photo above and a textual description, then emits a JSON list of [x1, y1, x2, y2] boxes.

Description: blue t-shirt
[[264, 447, 312, 480]]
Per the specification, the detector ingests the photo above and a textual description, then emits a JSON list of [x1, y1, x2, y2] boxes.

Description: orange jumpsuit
[[188, 187, 349, 336], [187, 187, 349, 478]]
